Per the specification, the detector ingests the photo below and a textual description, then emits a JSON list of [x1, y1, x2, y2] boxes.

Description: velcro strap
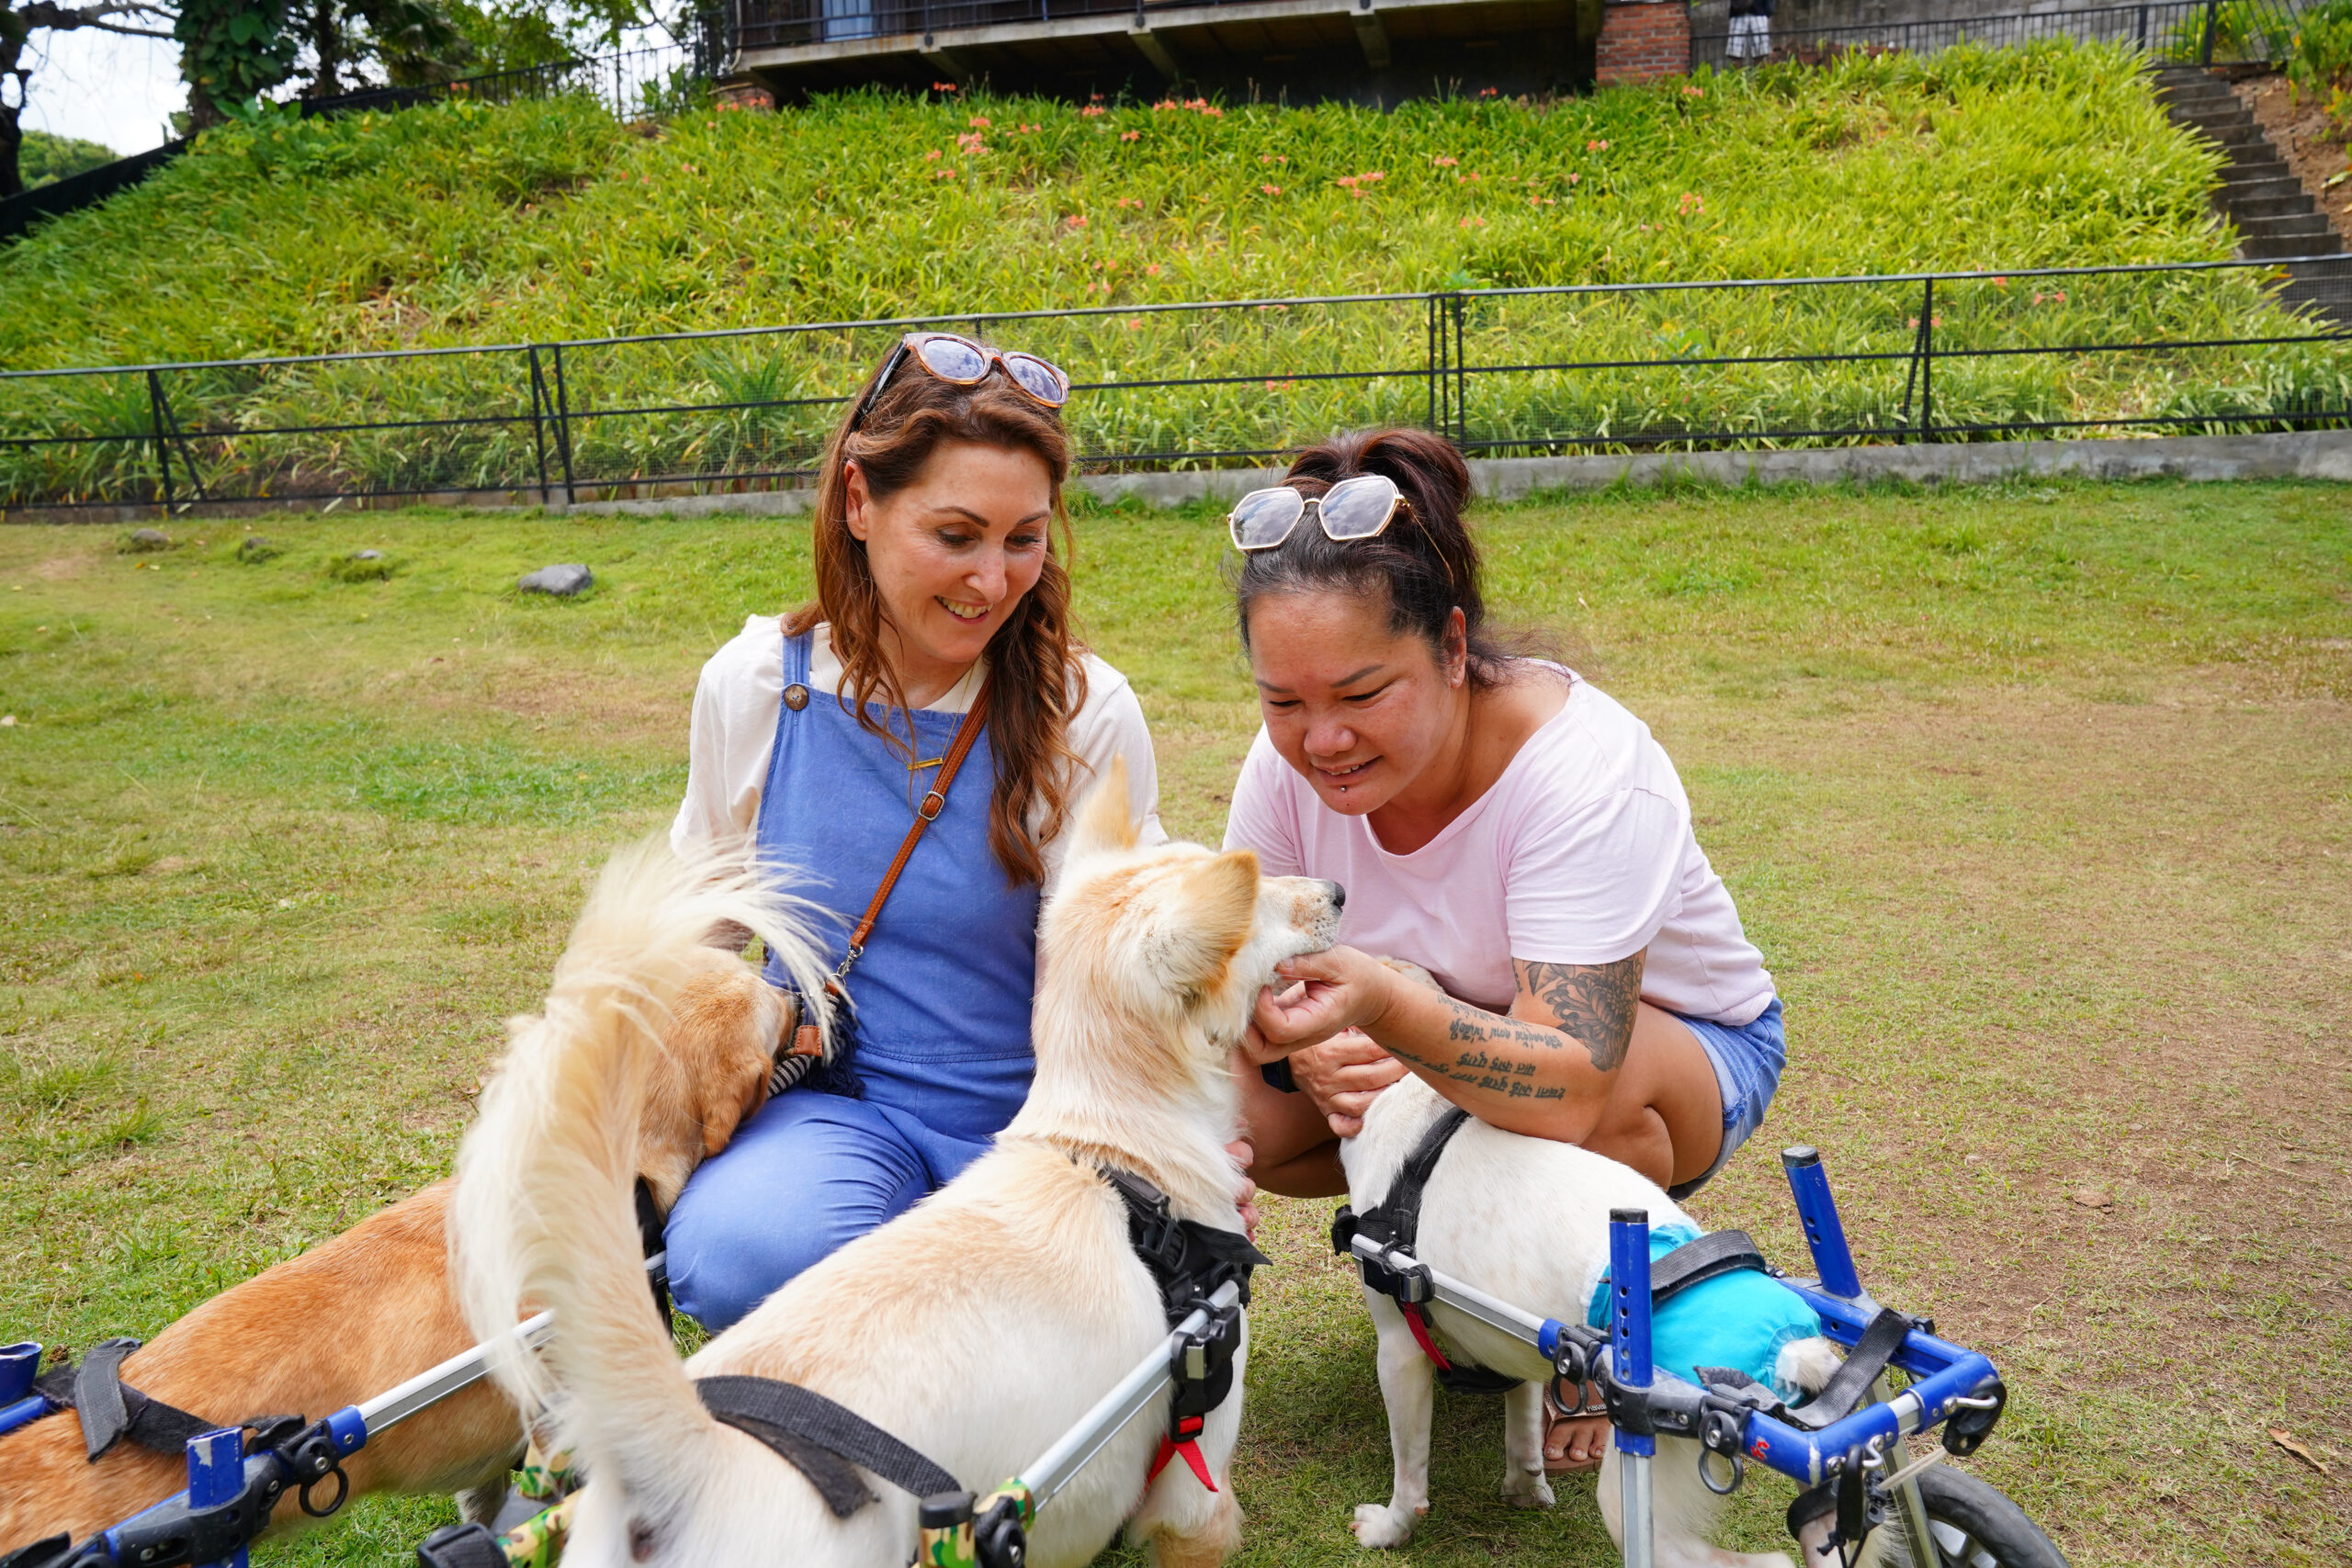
[[1647, 1230, 1770, 1309], [415, 1523, 513, 1568], [0, 1535, 73, 1568], [1788, 1307, 1914, 1430], [38, 1338, 220, 1461], [695, 1376, 959, 1520]]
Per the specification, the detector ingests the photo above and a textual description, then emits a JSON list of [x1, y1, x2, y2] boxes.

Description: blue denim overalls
[[664, 629, 1042, 1331]]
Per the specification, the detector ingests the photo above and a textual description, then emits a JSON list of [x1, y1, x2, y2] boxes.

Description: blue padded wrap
[[1586, 1224, 1824, 1401]]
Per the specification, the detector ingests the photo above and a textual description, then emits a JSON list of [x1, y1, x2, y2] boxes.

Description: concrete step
[[2242, 230, 2346, 259], [2222, 177, 2305, 205], [2175, 112, 2262, 141], [2230, 192, 2324, 221], [2181, 120, 2267, 150], [2224, 164, 2296, 189], [2168, 97, 2256, 122], [2158, 83, 2238, 108], [2242, 208, 2336, 232]]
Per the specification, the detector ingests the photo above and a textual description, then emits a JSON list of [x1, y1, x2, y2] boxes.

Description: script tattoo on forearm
[[1512, 953, 1646, 1073]]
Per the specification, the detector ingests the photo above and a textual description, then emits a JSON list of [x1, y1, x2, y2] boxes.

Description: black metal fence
[[4, 257, 2347, 517], [1690, 0, 2308, 71], [734, 0, 1296, 51]]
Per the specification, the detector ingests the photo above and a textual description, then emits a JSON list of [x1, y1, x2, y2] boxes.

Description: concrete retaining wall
[[9, 430, 2346, 525], [557, 428, 2352, 517]]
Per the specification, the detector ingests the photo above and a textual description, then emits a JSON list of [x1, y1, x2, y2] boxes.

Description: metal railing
[[3, 257, 2346, 516], [1690, 0, 2309, 71], [733, 0, 1290, 51]]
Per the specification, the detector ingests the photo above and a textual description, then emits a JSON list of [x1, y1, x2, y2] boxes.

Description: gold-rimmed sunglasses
[[1227, 473, 1410, 552], [848, 332, 1071, 432]]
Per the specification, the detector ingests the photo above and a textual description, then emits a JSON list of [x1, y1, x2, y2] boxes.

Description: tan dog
[[0, 843, 833, 1555], [450, 760, 1344, 1568]]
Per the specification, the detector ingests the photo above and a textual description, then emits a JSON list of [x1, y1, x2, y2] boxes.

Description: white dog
[[450, 761, 1344, 1568], [1339, 1067, 1851, 1568]]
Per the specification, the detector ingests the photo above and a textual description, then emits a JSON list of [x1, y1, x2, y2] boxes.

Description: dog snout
[[1326, 879, 1346, 911]]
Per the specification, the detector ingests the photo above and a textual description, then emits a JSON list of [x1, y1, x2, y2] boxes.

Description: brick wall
[[712, 77, 777, 111], [1597, 0, 1691, 85]]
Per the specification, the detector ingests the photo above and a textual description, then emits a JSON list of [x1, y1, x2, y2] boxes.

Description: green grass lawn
[[3, 477, 2348, 1565]]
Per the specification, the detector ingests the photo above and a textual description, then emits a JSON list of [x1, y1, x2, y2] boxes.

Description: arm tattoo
[[1512, 953, 1646, 1073]]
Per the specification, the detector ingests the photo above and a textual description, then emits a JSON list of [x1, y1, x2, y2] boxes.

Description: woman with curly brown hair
[[662, 335, 1165, 1333]]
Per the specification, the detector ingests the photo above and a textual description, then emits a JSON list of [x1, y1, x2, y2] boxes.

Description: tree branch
[[20, 1, 176, 33]]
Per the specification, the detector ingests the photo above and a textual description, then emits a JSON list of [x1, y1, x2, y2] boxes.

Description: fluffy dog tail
[[450, 836, 831, 1499]]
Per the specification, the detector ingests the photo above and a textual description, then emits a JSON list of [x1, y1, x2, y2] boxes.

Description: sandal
[[1542, 1380, 1610, 1475]]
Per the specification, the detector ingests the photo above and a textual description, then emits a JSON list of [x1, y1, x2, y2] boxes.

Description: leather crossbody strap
[[787, 675, 993, 1060]]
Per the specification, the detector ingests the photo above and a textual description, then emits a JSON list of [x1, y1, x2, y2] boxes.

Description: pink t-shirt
[[1222, 671, 1775, 1026]]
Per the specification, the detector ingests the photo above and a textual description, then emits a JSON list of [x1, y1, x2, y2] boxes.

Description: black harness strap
[[680, 1164, 1266, 1522], [1781, 1306, 1917, 1431], [1364, 1108, 1469, 1260], [32, 1338, 222, 1461], [695, 1376, 961, 1520], [633, 1177, 672, 1323], [1097, 1166, 1269, 1324], [1096, 1164, 1266, 1487], [1645, 1230, 1771, 1307], [1331, 1110, 1522, 1395]]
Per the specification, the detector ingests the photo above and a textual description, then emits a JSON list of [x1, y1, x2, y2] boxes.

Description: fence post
[[2136, 2, 2148, 50], [1425, 294, 1440, 434], [1450, 293, 1469, 446], [526, 346, 553, 505], [2200, 0, 2217, 63], [552, 343, 578, 507], [144, 367, 176, 513], [1918, 276, 1936, 443]]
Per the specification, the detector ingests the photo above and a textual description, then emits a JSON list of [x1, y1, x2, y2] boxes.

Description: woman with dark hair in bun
[[1223, 429, 1784, 1474]]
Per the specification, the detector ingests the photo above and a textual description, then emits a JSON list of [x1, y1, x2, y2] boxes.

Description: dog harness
[[25, 1338, 254, 1463], [1331, 1109, 1804, 1395], [420, 1161, 1266, 1568]]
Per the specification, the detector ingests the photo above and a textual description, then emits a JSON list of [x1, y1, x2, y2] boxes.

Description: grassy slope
[[2, 479, 2348, 1565], [0, 43, 2228, 370]]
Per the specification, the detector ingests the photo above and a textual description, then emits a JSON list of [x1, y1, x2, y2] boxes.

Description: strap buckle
[[917, 789, 946, 822]]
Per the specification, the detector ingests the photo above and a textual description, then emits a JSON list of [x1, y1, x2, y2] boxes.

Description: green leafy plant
[[174, 0, 303, 125]]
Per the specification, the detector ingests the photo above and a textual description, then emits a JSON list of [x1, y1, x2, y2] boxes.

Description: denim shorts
[[1666, 998, 1786, 1201]]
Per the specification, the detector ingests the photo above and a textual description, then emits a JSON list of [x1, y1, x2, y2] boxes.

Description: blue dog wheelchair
[[1337, 1144, 2069, 1568], [6, 1146, 2063, 1568]]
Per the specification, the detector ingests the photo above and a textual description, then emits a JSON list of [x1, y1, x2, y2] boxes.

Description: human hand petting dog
[[1224, 1139, 1261, 1240], [1247, 947, 1419, 1136]]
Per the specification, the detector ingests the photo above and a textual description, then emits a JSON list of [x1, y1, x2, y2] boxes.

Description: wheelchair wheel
[[1875, 1467, 2068, 1568]]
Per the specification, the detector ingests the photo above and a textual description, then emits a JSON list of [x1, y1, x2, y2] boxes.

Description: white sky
[[20, 26, 187, 156], [19, 14, 686, 160]]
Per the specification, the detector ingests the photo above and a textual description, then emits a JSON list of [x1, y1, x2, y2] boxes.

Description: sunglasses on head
[[1227, 473, 1410, 552], [848, 332, 1071, 433]]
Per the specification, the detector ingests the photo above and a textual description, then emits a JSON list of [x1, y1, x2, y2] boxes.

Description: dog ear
[[1069, 754, 1138, 860], [1165, 848, 1261, 987]]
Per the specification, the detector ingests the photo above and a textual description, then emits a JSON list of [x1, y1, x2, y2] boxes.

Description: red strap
[[1401, 1303, 1453, 1371], [1148, 1435, 1217, 1492]]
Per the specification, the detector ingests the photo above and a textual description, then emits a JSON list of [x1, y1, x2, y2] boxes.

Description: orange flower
[[1261, 184, 1282, 195]]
